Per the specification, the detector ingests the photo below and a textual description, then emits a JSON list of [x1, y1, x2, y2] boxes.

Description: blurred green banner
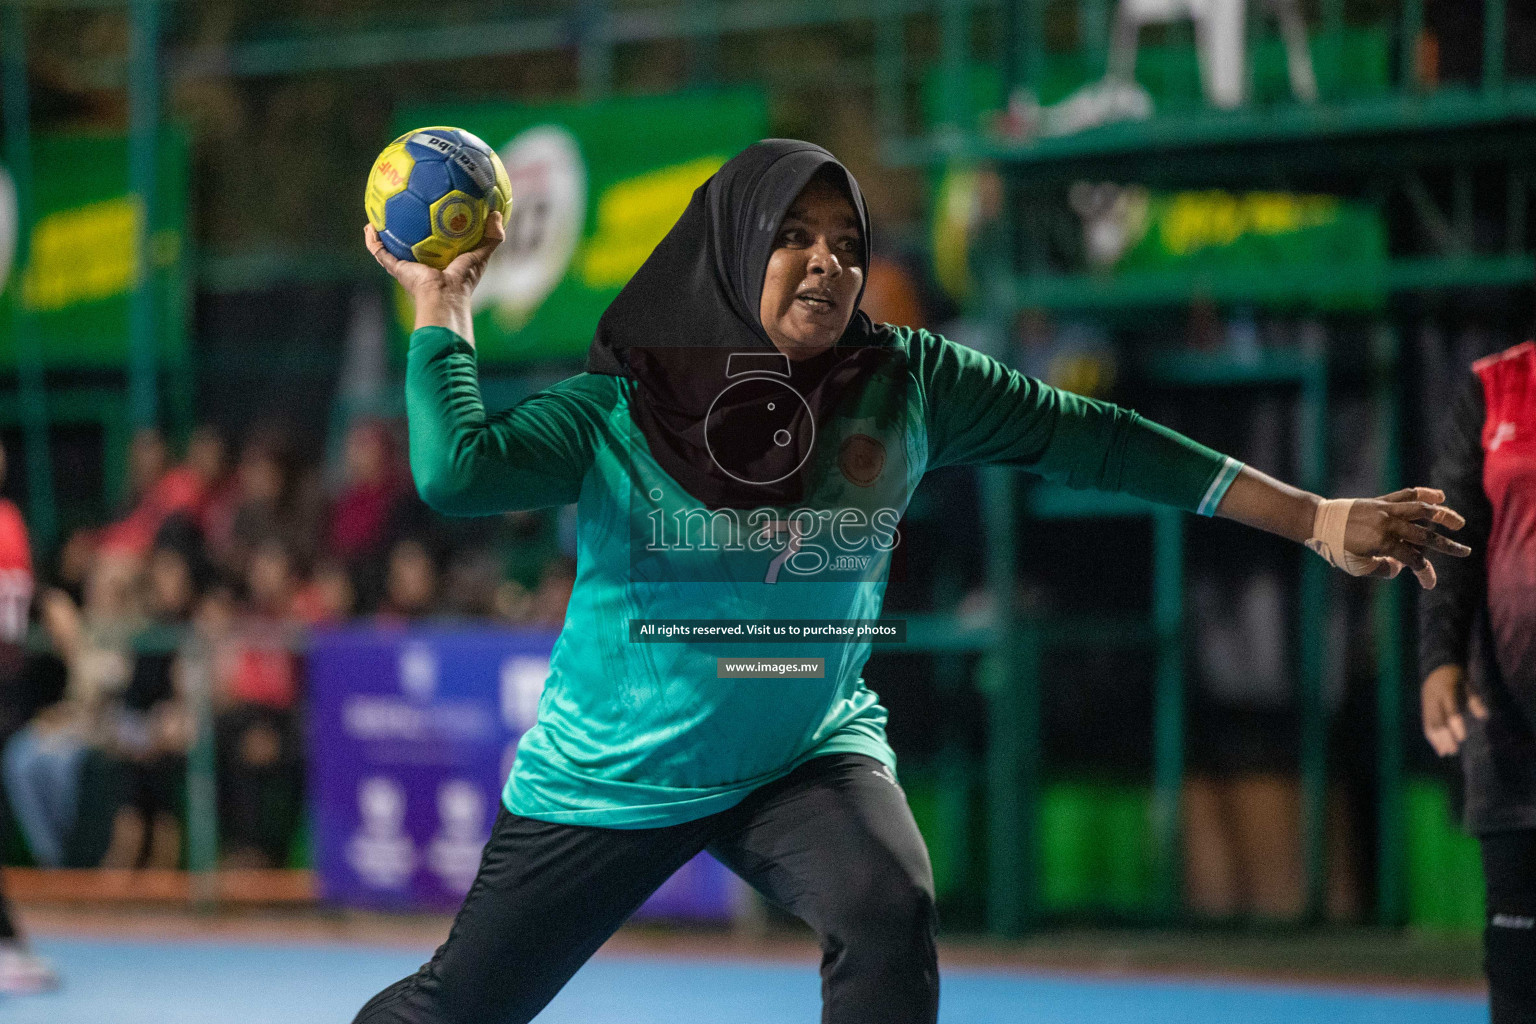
[[392, 90, 768, 364], [1115, 188, 1386, 276], [0, 131, 189, 369]]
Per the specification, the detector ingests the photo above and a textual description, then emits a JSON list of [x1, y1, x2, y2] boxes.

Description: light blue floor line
[[2, 936, 1486, 1024]]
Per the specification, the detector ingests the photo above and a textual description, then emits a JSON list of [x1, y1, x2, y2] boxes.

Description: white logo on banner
[[428, 780, 488, 894], [399, 643, 438, 702], [475, 124, 587, 329], [499, 656, 549, 732], [346, 777, 416, 889]]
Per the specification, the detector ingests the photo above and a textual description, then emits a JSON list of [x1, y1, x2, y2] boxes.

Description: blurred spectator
[[528, 557, 577, 631], [376, 539, 439, 624], [328, 420, 409, 608], [99, 541, 199, 870], [51, 529, 98, 608], [1179, 397, 1305, 921], [201, 541, 305, 868], [4, 553, 141, 866], [0, 442, 60, 991], [98, 427, 222, 558], [441, 546, 503, 619], [292, 556, 356, 625], [0, 441, 34, 736], [214, 426, 325, 583], [123, 426, 170, 510], [185, 425, 237, 544]]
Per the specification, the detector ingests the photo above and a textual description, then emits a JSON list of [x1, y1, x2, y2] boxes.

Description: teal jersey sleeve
[[910, 329, 1241, 515], [406, 326, 621, 516]]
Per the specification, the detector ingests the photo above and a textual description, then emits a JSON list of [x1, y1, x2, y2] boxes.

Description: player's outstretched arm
[[1213, 463, 1470, 589]]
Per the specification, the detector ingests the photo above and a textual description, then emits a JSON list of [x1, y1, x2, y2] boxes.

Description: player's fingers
[[1425, 724, 1459, 757], [1378, 539, 1436, 588], [1469, 693, 1490, 720], [1382, 538, 1428, 572], [446, 212, 504, 281], [1449, 710, 1468, 744], [1387, 518, 1472, 557], [1366, 556, 1403, 579], [1377, 487, 1445, 505], [483, 209, 506, 244], [364, 224, 400, 274], [1422, 690, 1461, 755], [1384, 500, 1468, 533]]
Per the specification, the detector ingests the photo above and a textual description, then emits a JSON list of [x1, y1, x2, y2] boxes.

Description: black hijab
[[585, 139, 894, 509]]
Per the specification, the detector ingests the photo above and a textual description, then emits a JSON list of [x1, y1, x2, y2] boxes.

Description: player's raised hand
[[1336, 486, 1471, 589], [365, 211, 504, 340], [1421, 663, 1488, 756], [365, 210, 504, 299]]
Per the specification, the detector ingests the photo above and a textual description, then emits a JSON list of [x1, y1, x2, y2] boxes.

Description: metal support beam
[[1453, 165, 1475, 253], [1, 3, 55, 551], [1373, 323, 1406, 926], [685, 0, 718, 86], [168, 0, 997, 82], [127, 0, 160, 429], [1400, 0, 1424, 90], [936, 0, 970, 143], [577, 0, 612, 102], [982, 465, 1037, 936], [1485, 0, 1506, 93], [1151, 507, 1185, 918], [874, 11, 905, 142], [1296, 349, 1330, 923]]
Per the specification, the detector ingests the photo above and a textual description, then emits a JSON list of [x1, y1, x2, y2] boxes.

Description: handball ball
[[365, 126, 512, 270]]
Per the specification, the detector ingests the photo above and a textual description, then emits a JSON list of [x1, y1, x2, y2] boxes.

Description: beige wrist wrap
[[1304, 498, 1384, 576]]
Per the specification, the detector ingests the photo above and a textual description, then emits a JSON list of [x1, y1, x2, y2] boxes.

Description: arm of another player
[[1212, 467, 1470, 589], [1416, 374, 1493, 755], [365, 214, 602, 515]]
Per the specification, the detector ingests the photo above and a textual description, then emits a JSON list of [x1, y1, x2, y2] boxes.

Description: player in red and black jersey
[[0, 440, 59, 994], [1422, 341, 1536, 1024]]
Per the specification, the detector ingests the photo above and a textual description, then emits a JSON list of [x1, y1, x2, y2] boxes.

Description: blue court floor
[[4, 936, 1486, 1024]]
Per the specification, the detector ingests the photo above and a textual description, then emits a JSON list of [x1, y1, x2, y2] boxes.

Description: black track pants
[[1484, 830, 1536, 1024], [352, 753, 939, 1024]]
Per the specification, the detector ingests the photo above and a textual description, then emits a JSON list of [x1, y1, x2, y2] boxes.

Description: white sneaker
[[0, 942, 59, 994]]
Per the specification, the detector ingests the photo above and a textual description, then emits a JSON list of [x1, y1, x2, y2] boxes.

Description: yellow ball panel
[[365, 141, 415, 229], [429, 189, 484, 244], [491, 157, 513, 218], [410, 235, 457, 270]]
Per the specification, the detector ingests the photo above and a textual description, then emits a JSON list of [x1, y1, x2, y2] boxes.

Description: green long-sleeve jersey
[[407, 324, 1242, 827]]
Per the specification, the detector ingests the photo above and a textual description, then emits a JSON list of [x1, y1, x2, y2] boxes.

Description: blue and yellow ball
[[365, 126, 512, 270]]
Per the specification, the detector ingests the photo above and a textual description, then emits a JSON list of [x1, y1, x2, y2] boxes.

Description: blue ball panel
[[383, 190, 432, 247], [378, 228, 415, 261], [406, 158, 452, 204], [445, 156, 486, 200]]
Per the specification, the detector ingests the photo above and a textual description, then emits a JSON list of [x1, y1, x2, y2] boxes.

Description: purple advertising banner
[[308, 625, 741, 919]]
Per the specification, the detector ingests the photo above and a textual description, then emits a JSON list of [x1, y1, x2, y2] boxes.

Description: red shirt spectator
[[0, 496, 32, 645], [328, 421, 407, 562]]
